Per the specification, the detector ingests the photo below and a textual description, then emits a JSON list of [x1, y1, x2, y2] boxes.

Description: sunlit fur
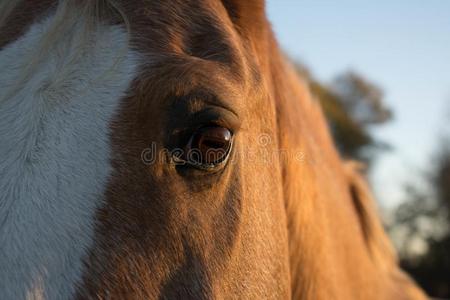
[[0, 1, 428, 299]]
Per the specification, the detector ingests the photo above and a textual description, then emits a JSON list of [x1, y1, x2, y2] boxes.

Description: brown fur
[[1, 1, 428, 299]]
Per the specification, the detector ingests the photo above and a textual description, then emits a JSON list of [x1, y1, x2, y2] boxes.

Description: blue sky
[[266, 0, 450, 207]]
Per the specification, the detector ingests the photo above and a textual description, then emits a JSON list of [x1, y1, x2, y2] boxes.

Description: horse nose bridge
[[157, 238, 216, 300]]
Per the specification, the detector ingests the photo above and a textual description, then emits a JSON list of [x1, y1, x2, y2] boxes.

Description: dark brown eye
[[185, 126, 233, 167]]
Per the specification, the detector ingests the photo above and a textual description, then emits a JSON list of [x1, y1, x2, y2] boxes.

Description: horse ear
[[220, 0, 267, 34]]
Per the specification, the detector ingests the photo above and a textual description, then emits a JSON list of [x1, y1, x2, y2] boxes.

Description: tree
[[391, 136, 450, 298], [332, 71, 392, 126], [294, 63, 392, 166]]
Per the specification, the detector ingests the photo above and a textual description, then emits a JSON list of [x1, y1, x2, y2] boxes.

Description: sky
[[266, 0, 450, 207]]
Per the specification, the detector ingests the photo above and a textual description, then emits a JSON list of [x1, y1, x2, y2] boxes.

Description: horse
[[0, 1, 428, 299]]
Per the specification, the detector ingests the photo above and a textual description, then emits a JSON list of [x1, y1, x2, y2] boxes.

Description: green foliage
[[434, 140, 450, 219], [394, 139, 450, 298], [294, 63, 391, 165], [332, 71, 392, 125]]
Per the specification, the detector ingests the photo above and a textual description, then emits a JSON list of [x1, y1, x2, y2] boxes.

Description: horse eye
[[184, 126, 233, 168]]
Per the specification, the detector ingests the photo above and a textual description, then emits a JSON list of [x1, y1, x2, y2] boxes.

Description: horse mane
[[343, 161, 397, 267], [266, 28, 426, 298]]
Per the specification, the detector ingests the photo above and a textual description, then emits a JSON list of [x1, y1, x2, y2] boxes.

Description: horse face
[[0, 1, 430, 299], [0, 0, 289, 298], [78, 1, 291, 298]]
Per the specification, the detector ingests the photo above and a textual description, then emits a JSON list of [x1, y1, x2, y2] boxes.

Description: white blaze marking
[[0, 14, 139, 299]]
